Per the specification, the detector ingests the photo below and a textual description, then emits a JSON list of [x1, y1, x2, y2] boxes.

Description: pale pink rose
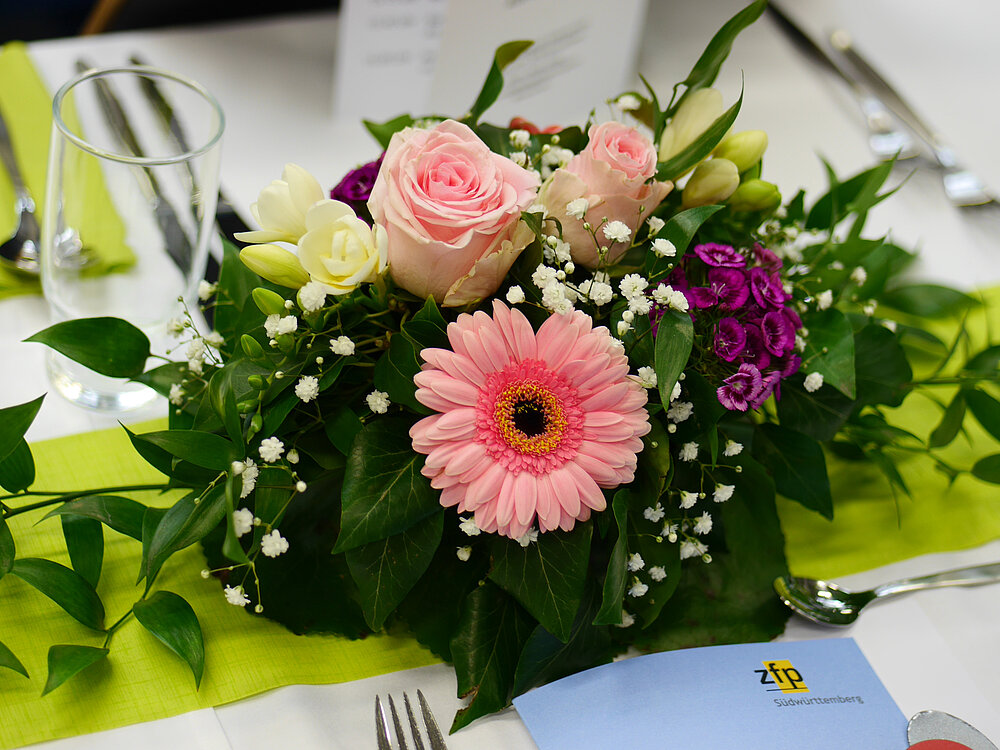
[[368, 120, 540, 306], [540, 121, 672, 268]]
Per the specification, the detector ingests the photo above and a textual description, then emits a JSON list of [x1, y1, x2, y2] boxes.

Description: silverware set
[[375, 691, 450, 750]]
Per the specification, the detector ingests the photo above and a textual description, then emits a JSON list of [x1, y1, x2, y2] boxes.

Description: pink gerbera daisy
[[409, 300, 650, 539]]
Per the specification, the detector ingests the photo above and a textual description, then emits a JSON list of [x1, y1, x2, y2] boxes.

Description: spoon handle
[[873, 562, 1000, 599], [0, 107, 30, 195]]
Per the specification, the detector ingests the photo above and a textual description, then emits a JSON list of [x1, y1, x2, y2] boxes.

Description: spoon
[[774, 562, 1000, 626], [908, 709, 998, 750], [0, 105, 40, 275]]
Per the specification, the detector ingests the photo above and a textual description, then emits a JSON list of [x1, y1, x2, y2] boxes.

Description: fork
[[375, 691, 449, 750], [0, 105, 41, 275]]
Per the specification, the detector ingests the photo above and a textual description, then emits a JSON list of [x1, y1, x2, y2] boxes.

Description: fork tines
[[375, 690, 447, 750]]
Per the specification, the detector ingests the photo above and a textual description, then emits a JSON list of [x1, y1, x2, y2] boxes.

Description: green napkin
[[0, 42, 133, 299]]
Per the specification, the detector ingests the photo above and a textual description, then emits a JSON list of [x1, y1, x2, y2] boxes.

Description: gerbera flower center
[[495, 381, 567, 455]]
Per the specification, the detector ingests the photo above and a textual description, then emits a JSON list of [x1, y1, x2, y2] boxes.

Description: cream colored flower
[[239, 244, 310, 288], [713, 130, 768, 172], [235, 163, 325, 245], [658, 88, 725, 165], [681, 158, 740, 208], [297, 200, 388, 295]]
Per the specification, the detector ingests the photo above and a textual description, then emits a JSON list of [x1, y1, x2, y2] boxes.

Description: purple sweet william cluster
[[330, 154, 383, 222], [660, 242, 802, 412]]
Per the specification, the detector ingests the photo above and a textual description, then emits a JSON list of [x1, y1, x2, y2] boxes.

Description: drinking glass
[[41, 66, 224, 411]]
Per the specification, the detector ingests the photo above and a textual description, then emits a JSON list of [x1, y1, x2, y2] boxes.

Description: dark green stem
[[2, 484, 170, 519]]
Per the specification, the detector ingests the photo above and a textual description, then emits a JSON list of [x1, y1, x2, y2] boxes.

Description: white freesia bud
[[727, 179, 781, 212], [297, 200, 389, 295], [681, 158, 740, 209], [712, 130, 768, 172], [235, 163, 325, 244], [239, 244, 311, 288], [658, 88, 724, 166]]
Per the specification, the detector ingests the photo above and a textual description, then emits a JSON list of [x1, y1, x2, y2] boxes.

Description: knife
[[765, 1, 918, 160], [75, 59, 194, 278]]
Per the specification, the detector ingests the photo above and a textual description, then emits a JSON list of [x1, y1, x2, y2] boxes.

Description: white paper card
[[430, 0, 649, 126]]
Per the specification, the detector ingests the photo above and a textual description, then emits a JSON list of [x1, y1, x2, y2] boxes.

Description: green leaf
[[221, 472, 250, 565], [42, 644, 108, 695], [0, 394, 44, 464], [362, 114, 414, 151], [657, 87, 743, 181], [965, 344, 1000, 376], [806, 163, 881, 230], [133, 430, 238, 472], [345, 510, 443, 631], [450, 581, 535, 732], [752, 424, 832, 519], [133, 361, 190, 401], [929, 391, 967, 448], [402, 296, 449, 350], [800, 309, 856, 399], [61, 515, 104, 588], [324, 406, 363, 456], [0, 438, 35, 493], [775, 375, 855, 441], [854, 324, 913, 408], [965, 388, 1000, 443], [214, 240, 264, 355], [209, 365, 246, 450], [11, 558, 105, 630], [466, 41, 533, 125], [881, 284, 978, 318], [0, 515, 13, 579], [593, 491, 630, 626], [336, 417, 439, 552], [43, 495, 148, 541], [0, 638, 28, 677], [25, 318, 150, 378], [655, 309, 694, 409], [141, 485, 226, 588], [133, 591, 205, 688], [645, 205, 725, 278], [972, 454, 1000, 484], [373, 332, 426, 413], [489, 523, 592, 643]]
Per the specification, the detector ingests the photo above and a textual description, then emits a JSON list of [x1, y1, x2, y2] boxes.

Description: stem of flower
[[1, 484, 171, 519]]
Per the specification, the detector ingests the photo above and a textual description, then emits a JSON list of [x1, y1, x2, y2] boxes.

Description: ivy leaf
[[42, 645, 109, 695], [402, 296, 449, 350], [336, 417, 439, 552], [373, 333, 426, 413], [972, 454, 1000, 484], [0, 638, 28, 677], [854, 324, 913, 408], [0, 394, 44, 464], [131, 429, 238, 472], [324, 406, 363, 456], [345, 510, 443, 631], [752, 423, 832, 519], [133, 591, 205, 688], [466, 41, 534, 125], [775, 375, 855, 441], [25, 318, 150, 378], [42, 495, 148, 541], [11, 558, 105, 630], [0, 515, 14, 579], [800, 309, 855, 399], [0, 438, 35, 493], [929, 391, 967, 448], [593, 491, 629, 626], [655, 309, 694, 410], [964, 388, 1000, 443], [61, 516, 104, 589], [450, 581, 535, 732], [489, 523, 592, 643]]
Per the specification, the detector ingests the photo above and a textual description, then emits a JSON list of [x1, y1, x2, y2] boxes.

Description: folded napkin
[[0, 42, 132, 299]]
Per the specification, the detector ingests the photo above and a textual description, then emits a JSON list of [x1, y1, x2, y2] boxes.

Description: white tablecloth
[[4, 1, 1000, 746]]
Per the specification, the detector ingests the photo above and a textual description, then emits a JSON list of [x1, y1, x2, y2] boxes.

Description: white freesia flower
[[297, 200, 388, 295], [235, 163, 325, 245]]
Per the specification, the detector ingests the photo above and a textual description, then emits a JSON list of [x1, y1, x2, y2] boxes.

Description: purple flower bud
[[716, 363, 763, 411], [693, 242, 746, 268], [331, 154, 384, 222], [714, 317, 746, 362], [761, 310, 795, 356], [749, 267, 788, 309]]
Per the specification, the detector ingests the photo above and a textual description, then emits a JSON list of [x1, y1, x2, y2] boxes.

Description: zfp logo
[[755, 660, 809, 693]]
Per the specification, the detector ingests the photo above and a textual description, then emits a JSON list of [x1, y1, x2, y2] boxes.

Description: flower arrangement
[[2, 0, 999, 732]]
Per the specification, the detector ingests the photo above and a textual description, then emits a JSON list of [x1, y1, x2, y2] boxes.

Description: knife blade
[[766, 2, 918, 160]]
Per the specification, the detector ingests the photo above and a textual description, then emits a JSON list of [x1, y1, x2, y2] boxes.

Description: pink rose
[[540, 122, 672, 268], [368, 120, 540, 306]]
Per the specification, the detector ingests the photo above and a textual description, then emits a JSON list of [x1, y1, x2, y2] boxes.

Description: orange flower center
[[494, 381, 567, 456]]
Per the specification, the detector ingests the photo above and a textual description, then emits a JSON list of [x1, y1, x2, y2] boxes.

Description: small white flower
[[636, 366, 657, 389], [643, 502, 665, 522], [233, 508, 255, 538], [366, 390, 390, 414], [628, 580, 649, 597], [205, 331, 225, 348], [505, 285, 526, 305], [829, 260, 844, 271], [652, 238, 677, 257], [713, 484, 735, 503], [616, 93, 641, 111], [863, 300, 878, 316], [622, 310, 635, 324], [224, 585, 250, 607], [541, 281, 574, 314], [667, 401, 694, 423], [619, 273, 648, 300], [680, 442, 699, 462], [509, 129, 531, 149], [602, 220, 631, 244], [816, 290, 833, 310], [627, 553, 645, 572], [653, 284, 688, 312], [647, 216, 665, 234], [723, 440, 743, 457], [680, 539, 708, 560], [583, 280, 614, 306], [264, 314, 282, 339], [662, 522, 679, 542], [186, 338, 206, 361], [532, 263, 559, 289], [276, 315, 298, 335], [617, 610, 636, 628], [201, 569, 211, 579], [882, 319, 897, 332], [566, 198, 589, 219], [298, 280, 328, 313], [259, 437, 285, 463], [169, 383, 185, 406], [187, 358, 204, 376], [803, 372, 825, 393], [240, 458, 259, 498], [168, 317, 187, 336], [627, 295, 652, 315], [648, 565, 667, 582], [295, 375, 320, 403], [295, 480, 307, 492], [509, 151, 528, 168], [287, 449, 300, 464], [330, 335, 355, 356], [459, 516, 482, 537], [795, 334, 807, 352], [616, 320, 632, 336], [260, 529, 289, 558], [679, 491, 698, 510], [198, 280, 217, 301], [516, 528, 539, 547], [694, 511, 713, 535], [456, 546, 472, 562]]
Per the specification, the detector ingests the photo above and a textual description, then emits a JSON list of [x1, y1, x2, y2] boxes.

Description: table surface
[[4, 1, 1000, 747]]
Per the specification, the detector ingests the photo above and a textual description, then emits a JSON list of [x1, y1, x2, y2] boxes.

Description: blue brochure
[[513, 638, 907, 749]]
